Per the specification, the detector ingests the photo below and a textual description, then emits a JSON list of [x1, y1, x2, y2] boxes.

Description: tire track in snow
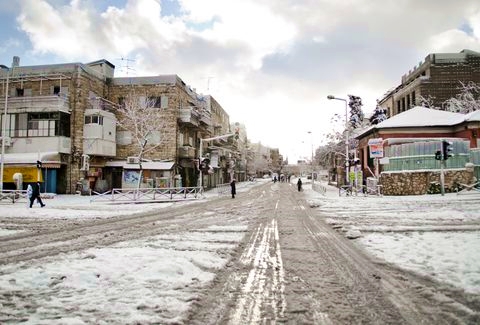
[[228, 199, 286, 324]]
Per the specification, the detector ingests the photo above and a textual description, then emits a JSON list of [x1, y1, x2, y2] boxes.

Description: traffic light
[[234, 127, 240, 140], [435, 150, 442, 161], [442, 140, 453, 160], [200, 158, 210, 172]]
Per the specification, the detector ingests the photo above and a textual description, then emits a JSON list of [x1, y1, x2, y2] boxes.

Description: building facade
[[378, 49, 480, 117], [0, 58, 261, 194]]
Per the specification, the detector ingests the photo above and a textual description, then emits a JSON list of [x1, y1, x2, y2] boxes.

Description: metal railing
[[312, 182, 327, 195], [90, 187, 204, 203], [0, 190, 28, 203], [216, 183, 231, 195]]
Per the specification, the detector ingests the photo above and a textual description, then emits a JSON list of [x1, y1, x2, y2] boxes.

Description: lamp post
[[0, 58, 14, 191], [307, 131, 314, 182], [327, 95, 349, 185]]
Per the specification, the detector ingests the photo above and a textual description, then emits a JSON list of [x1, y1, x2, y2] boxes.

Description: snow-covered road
[[0, 179, 479, 324]]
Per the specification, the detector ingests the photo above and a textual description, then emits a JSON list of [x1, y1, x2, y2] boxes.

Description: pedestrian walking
[[29, 182, 45, 208], [297, 178, 302, 192], [230, 179, 236, 198]]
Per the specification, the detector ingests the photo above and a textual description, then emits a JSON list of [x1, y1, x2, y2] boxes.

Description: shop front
[[1, 152, 64, 193]]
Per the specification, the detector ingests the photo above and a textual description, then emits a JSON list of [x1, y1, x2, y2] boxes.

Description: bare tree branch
[[116, 92, 170, 158]]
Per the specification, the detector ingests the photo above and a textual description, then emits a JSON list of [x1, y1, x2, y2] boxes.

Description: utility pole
[[1, 57, 16, 191]]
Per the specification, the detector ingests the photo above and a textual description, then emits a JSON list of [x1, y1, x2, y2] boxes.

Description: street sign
[[368, 138, 384, 158]]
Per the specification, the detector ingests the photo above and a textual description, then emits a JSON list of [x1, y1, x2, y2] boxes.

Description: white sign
[[368, 138, 384, 158], [379, 157, 390, 164]]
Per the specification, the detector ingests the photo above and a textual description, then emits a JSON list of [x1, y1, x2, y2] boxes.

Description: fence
[[216, 180, 254, 196], [90, 187, 203, 203], [0, 190, 54, 204], [312, 182, 327, 195], [0, 190, 28, 203]]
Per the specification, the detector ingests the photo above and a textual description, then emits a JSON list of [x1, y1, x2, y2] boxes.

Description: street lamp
[[327, 95, 349, 185], [0, 57, 15, 192], [307, 131, 313, 182]]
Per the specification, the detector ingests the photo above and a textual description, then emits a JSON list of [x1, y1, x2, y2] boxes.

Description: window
[[148, 96, 162, 108], [146, 96, 168, 108], [53, 86, 60, 95], [16, 88, 24, 97], [84, 115, 104, 125], [7, 111, 71, 137], [118, 97, 125, 107]]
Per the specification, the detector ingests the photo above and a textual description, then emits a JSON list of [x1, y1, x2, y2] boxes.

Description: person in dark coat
[[30, 182, 45, 208], [230, 179, 236, 198], [297, 178, 302, 192]]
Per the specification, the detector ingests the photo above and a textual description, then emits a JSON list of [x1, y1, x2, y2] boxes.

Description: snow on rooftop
[[376, 106, 465, 128]]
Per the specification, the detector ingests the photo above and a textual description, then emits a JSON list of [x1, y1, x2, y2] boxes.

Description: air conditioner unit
[[127, 156, 140, 164]]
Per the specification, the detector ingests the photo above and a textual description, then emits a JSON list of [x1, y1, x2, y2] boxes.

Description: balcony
[[88, 96, 117, 113], [178, 108, 200, 127], [178, 145, 196, 158], [199, 110, 212, 125], [0, 94, 70, 113]]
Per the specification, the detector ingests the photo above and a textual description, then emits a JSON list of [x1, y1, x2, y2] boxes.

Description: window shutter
[[161, 96, 168, 109]]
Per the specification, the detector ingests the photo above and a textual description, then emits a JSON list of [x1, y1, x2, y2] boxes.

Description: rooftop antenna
[[203, 76, 215, 92], [117, 57, 136, 76]]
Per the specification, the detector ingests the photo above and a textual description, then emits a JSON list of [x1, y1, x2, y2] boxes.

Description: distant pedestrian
[[297, 178, 302, 192], [230, 179, 236, 199], [29, 182, 45, 208]]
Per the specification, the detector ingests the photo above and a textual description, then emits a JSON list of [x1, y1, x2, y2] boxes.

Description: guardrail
[[215, 180, 254, 196], [216, 183, 231, 195], [312, 182, 327, 196], [90, 187, 203, 203], [0, 190, 28, 203]]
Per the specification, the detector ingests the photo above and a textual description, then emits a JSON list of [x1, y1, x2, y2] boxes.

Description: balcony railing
[[0, 94, 70, 112], [88, 97, 117, 112], [178, 108, 200, 127], [178, 145, 196, 158]]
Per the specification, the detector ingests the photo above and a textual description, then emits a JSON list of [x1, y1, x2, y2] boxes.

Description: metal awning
[[105, 161, 175, 170], [1, 152, 62, 168]]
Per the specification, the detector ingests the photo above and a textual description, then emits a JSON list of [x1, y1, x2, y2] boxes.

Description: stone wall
[[379, 168, 475, 195]]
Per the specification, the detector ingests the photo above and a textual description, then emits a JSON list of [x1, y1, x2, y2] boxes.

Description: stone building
[[0, 59, 112, 193], [378, 49, 480, 117], [0, 58, 244, 194]]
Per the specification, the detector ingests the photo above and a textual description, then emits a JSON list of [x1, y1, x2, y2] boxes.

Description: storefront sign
[[2, 166, 43, 183]]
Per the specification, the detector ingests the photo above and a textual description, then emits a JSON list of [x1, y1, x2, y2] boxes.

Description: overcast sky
[[1, 0, 480, 162]]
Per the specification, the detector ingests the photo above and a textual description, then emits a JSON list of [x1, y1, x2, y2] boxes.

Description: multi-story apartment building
[[378, 49, 480, 117], [0, 58, 243, 193]]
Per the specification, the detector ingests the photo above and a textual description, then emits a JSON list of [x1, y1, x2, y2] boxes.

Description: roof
[[355, 106, 480, 139], [375, 106, 465, 128], [1, 152, 61, 164], [464, 110, 480, 122]]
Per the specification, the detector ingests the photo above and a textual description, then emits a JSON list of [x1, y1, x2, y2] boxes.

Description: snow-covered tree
[[369, 102, 387, 125], [348, 95, 364, 129], [418, 95, 437, 108], [443, 81, 480, 113]]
